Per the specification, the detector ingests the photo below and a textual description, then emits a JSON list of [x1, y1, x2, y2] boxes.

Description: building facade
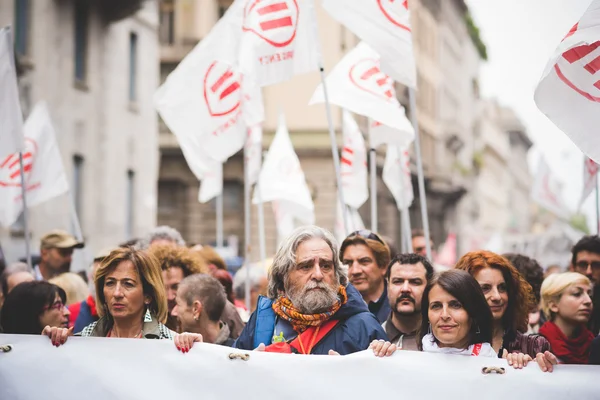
[[0, 0, 160, 268]]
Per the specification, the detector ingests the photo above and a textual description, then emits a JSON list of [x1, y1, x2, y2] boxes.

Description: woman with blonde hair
[[49, 272, 89, 306], [539, 272, 594, 364], [42, 247, 202, 352]]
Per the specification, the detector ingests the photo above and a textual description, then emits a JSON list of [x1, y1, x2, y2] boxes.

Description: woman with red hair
[[455, 251, 557, 371]]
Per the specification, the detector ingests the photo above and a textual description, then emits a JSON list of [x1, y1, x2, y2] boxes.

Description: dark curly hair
[[455, 250, 534, 333], [148, 244, 209, 277], [503, 253, 544, 304]]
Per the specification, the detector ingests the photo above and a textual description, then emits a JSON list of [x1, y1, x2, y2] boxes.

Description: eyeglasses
[[575, 261, 600, 272], [43, 301, 65, 311], [349, 230, 385, 245]]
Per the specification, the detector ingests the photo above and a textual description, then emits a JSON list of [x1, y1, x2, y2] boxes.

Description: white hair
[[137, 226, 186, 250], [267, 225, 347, 299]]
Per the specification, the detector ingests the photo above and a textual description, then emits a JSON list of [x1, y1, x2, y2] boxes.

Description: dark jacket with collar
[[233, 284, 387, 355]]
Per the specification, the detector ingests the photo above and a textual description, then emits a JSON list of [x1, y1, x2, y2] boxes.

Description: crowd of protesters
[[1, 224, 600, 368]]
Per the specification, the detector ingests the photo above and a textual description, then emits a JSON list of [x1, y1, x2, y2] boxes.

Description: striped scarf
[[272, 285, 348, 333]]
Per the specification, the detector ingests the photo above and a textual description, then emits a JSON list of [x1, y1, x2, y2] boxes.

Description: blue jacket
[[233, 284, 387, 355]]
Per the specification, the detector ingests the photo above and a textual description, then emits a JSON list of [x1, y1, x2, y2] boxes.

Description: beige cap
[[40, 230, 84, 249]]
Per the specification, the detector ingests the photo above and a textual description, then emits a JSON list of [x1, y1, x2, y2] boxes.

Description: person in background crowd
[[540, 272, 594, 364], [380, 235, 399, 259], [234, 226, 387, 355], [1, 281, 69, 334], [503, 253, 545, 333], [570, 235, 600, 335], [340, 230, 391, 323], [149, 244, 209, 331], [0, 262, 34, 308], [138, 226, 185, 250], [212, 268, 236, 304], [411, 229, 433, 258], [149, 244, 243, 339], [545, 264, 562, 279], [34, 230, 84, 281], [49, 272, 89, 306], [42, 248, 202, 352], [172, 274, 235, 346], [382, 253, 434, 350], [195, 245, 227, 272], [455, 251, 554, 370], [233, 263, 269, 320]]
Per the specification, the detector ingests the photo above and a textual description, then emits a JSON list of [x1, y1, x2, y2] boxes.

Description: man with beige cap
[[34, 230, 84, 281]]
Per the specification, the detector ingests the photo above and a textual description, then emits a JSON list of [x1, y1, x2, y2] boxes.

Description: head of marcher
[[139, 225, 185, 250], [173, 274, 231, 345], [411, 229, 434, 258], [418, 270, 493, 353], [93, 247, 168, 337], [387, 254, 434, 320], [38, 230, 84, 280], [269, 225, 348, 331], [0, 262, 34, 299], [571, 235, 600, 284], [455, 251, 534, 335], [340, 229, 390, 304], [0, 281, 69, 334]]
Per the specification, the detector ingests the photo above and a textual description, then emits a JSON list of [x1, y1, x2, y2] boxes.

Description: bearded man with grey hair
[[234, 226, 386, 355]]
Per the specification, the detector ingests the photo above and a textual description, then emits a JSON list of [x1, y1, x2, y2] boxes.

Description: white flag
[[369, 119, 413, 149], [198, 159, 223, 203], [239, 0, 319, 86], [272, 200, 297, 242], [0, 102, 68, 227], [334, 199, 365, 245], [531, 158, 569, 219], [534, 1, 600, 164], [245, 124, 263, 186], [383, 144, 413, 210], [321, 0, 416, 88], [310, 42, 415, 139], [155, 3, 264, 164], [0, 26, 25, 159], [341, 111, 368, 209], [253, 113, 314, 226], [581, 156, 599, 207]]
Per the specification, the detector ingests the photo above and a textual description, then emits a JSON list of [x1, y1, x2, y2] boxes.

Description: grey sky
[[467, 0, 596, 228]]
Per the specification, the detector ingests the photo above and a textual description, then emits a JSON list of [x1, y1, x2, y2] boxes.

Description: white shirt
[[421, 334, 497, 357]]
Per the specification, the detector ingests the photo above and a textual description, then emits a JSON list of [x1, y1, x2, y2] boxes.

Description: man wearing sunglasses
[[571, 235, 600, 335], [340, 230, 392, 323], [34, 230, 84, 281]]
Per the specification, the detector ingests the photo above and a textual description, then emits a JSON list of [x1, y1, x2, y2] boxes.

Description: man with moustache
[[340, 230, 392, 323], [382, 253, 434, 350], [234, 226, 386, 355]]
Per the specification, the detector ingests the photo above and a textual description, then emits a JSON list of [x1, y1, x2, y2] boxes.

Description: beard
[[286, 280, 340, 314], [393, 294, 420, 317]]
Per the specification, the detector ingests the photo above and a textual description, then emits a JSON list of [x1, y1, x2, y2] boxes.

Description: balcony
[[99, 0, 143, 23]]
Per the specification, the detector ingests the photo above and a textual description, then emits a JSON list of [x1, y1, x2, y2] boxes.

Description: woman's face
[[39, 293, 69, 330], [428, 284, 471, 349], [550, 283, 593, 325], [473, 267, 509, 322], [103, 261, 148, 322]]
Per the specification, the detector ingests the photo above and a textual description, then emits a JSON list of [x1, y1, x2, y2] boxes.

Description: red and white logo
[[243, 0, 299, 48], [377, 0, 410, 32], [555, 24, 600, 102], [203, 61, 242, 117], [349, 59, 396, 102], [0, 138, 37, 188]]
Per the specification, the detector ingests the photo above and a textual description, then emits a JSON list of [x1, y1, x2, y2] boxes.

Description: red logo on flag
[[586, 157, 599, 176], [0, 138, 38, 188], [349, 59, 396, 102], [243, 0, 299, 48], [203, 61, 242, 117], [555, 23, 600, 102], [377, 0, 411, 32]]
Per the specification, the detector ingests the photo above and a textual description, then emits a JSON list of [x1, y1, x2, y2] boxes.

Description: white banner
[[581, 156, 599, 207], [0, 334, 598, 400], [341, 111, 368, 209], [383, 144, 413, 210]]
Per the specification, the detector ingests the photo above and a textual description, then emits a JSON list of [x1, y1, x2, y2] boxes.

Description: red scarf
[[539, 321, 594, 364]]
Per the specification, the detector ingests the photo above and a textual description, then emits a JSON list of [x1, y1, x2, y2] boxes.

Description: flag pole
[[17, 153, 32, 269], [216, 193, 224, 248], [408, 88, 432, 260], [401, 206, 413, 253], [243, 144, 252, 312], [311, 7, 349, 235], [596, 174, 599, 235], [68, 193, 92, 272], [370, 147, 378, 232]]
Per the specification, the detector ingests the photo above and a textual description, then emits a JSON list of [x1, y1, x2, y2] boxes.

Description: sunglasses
[[43, 301, 65, 311], [350, 230, 385, 245]]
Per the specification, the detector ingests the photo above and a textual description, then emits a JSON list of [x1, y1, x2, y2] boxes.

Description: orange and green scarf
[[272, 285, 348, 333]]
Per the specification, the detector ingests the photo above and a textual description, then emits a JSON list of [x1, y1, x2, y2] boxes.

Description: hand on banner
[[535, 351, 558, 373], [42, 326, 73, 347], [369, 339, 397, 357], [254, 343, 266, 352], [174, 332, 203, 353], [503, 350, 532, 369], [328, 350, 340, 356]]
